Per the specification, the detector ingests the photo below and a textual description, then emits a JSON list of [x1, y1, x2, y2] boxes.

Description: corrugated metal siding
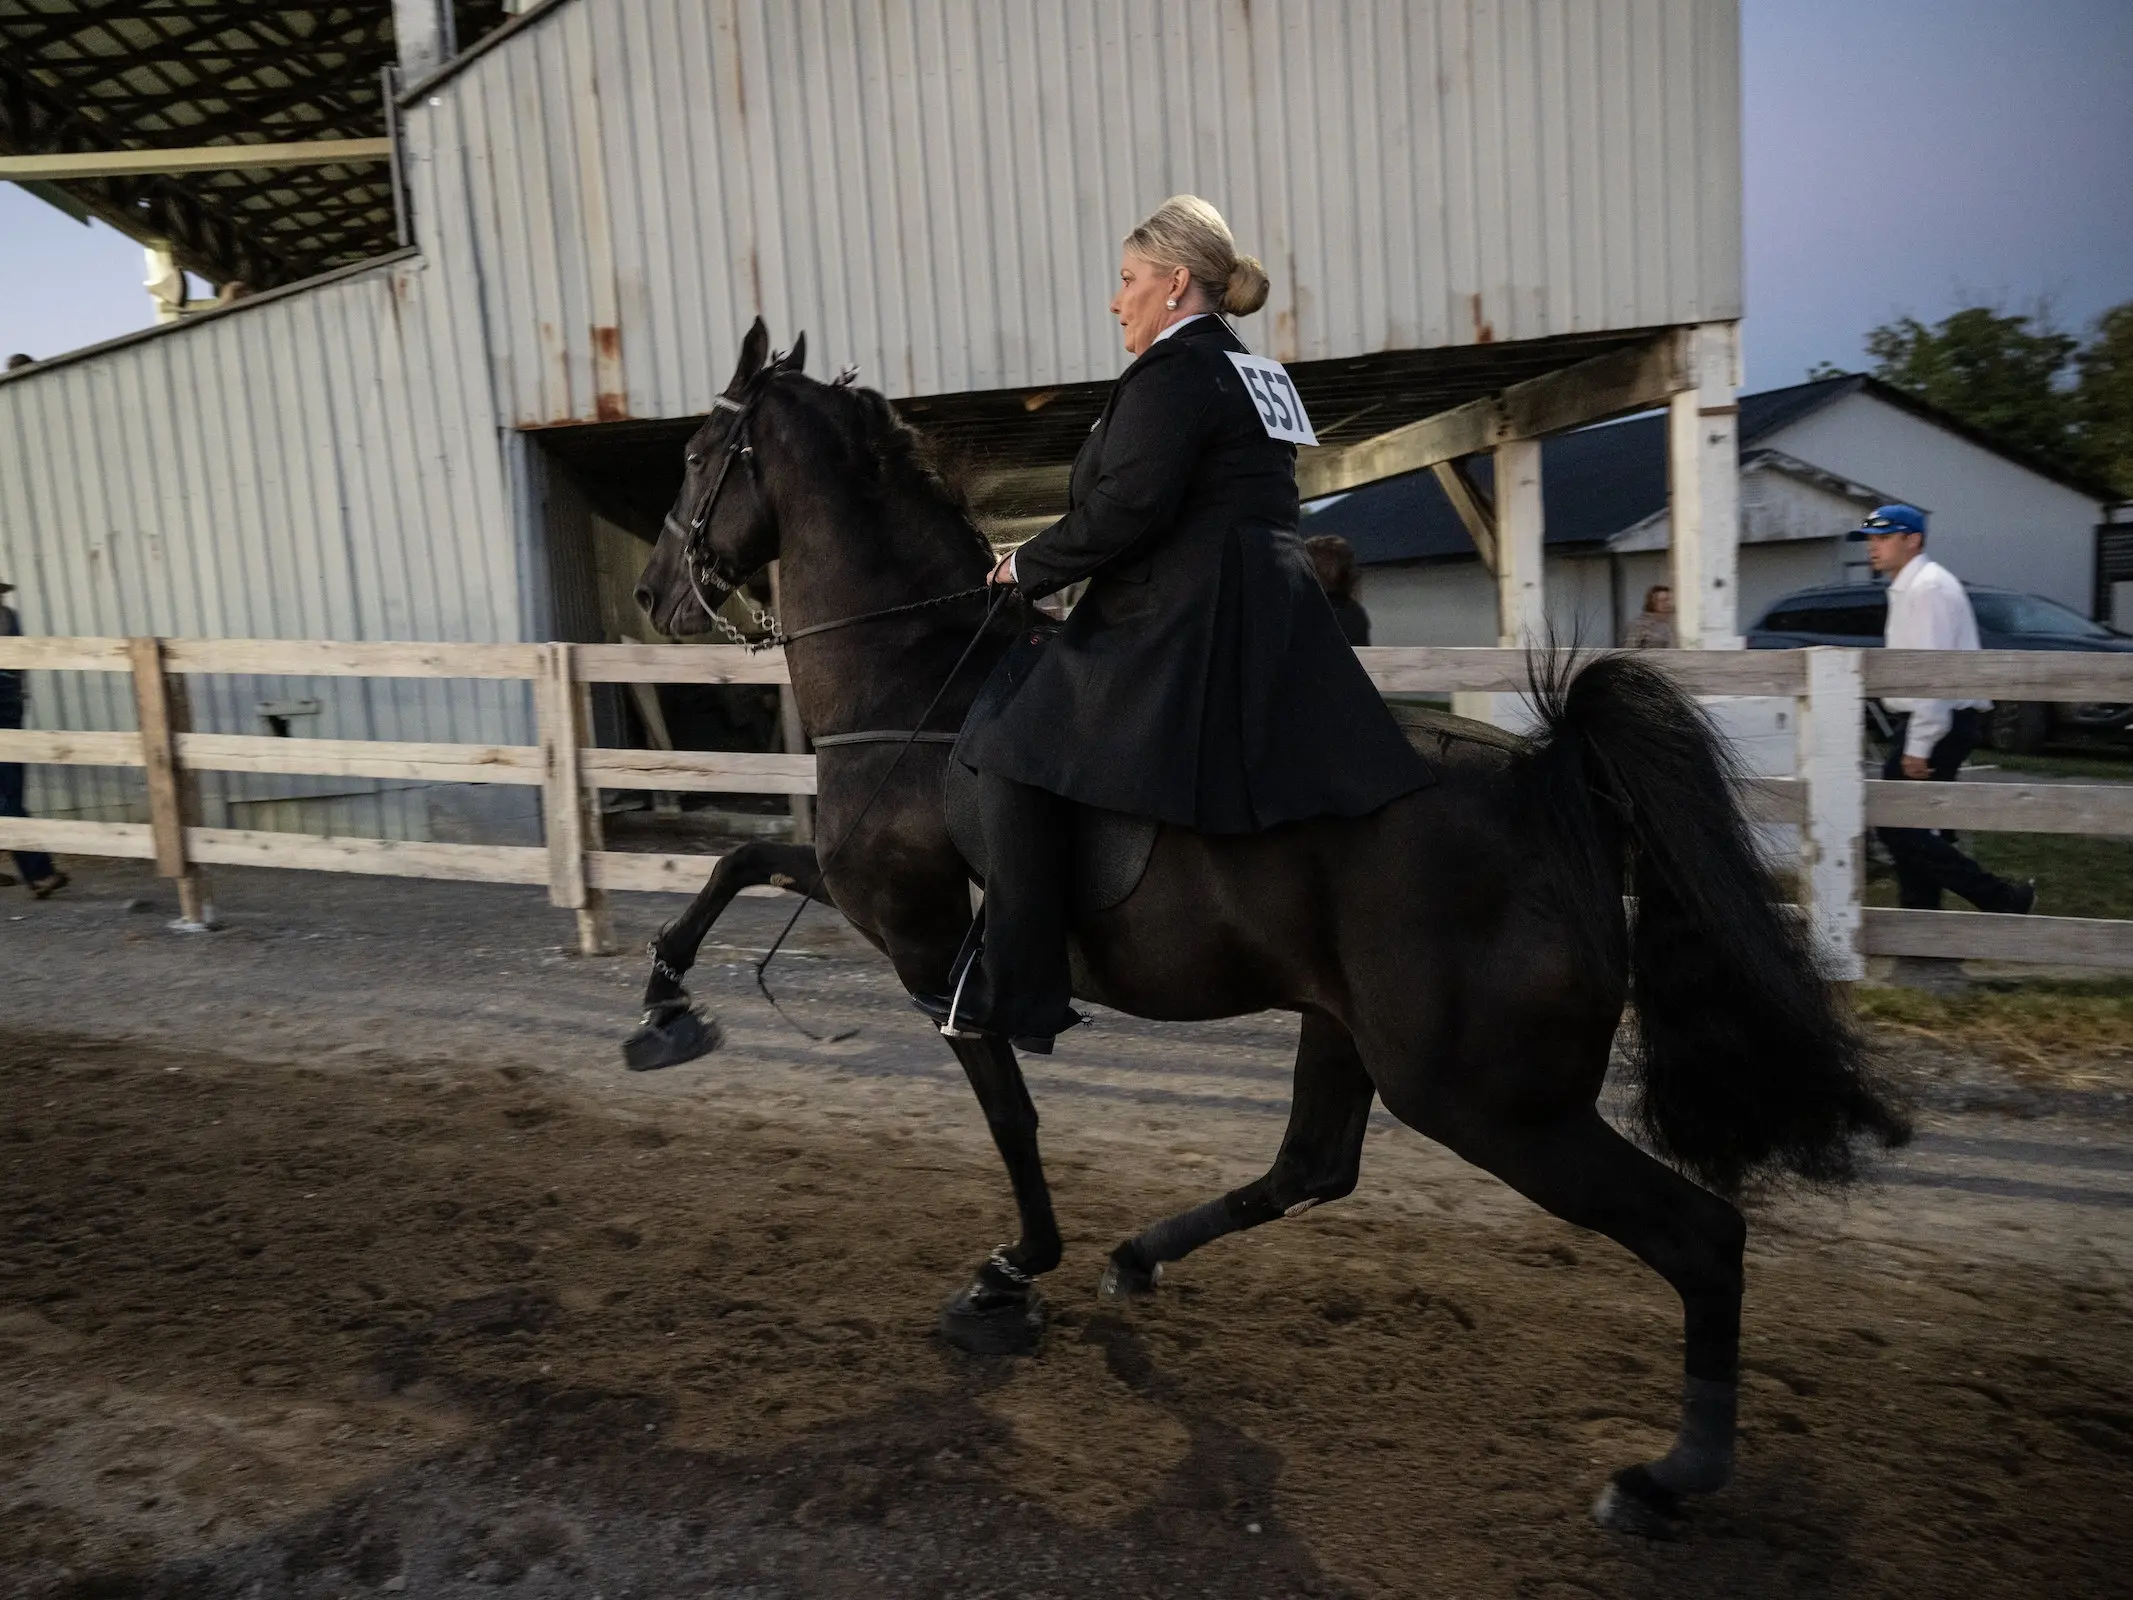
[[411, 0, 1742, 426], [0, 256, 530, 835]]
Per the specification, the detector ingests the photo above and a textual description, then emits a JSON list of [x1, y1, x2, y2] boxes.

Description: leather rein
[[666, 375, 991, 655]]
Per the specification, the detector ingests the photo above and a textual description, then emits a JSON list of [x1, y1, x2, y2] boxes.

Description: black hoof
[[940, 1283, 1045, 1355], [623, 1002, 723, 1072], [1591, 1465, 1685, 1539], [1097, 1244, 1162, 1301]]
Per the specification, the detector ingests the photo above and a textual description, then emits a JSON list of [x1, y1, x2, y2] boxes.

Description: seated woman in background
[[1306, 533, 1371, 646]]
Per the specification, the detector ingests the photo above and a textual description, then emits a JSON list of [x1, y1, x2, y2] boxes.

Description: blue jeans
[[0, 751, 57, 885]]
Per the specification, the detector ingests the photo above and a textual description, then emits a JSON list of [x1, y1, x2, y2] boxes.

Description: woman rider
[[944, 195, 1431, 1047]]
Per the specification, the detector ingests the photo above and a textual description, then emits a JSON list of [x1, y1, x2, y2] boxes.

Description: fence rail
[[3, 636, 2131, 969]]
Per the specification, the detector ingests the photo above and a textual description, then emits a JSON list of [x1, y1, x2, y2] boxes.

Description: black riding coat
[[955, 316, 1430, 831]]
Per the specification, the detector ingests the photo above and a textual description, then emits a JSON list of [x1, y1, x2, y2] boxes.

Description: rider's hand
[[1901, 753, 1930, 779], [987, 550, 1018, 587]]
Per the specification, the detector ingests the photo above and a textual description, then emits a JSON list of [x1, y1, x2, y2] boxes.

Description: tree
[[2074, 303, 2133, 497], [1862, 305, 2082, 470]]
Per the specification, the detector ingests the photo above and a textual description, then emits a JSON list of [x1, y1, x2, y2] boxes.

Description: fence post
[[537, 642, 614, 956], [1797, 647, 1865, 981], [127, 636, 217, 931]]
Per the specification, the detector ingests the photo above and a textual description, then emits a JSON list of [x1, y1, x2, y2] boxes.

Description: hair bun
[[1223, 254, 1270, 316]]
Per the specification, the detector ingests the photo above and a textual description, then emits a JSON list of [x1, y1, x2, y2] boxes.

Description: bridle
[[662, 368, 990, 653]]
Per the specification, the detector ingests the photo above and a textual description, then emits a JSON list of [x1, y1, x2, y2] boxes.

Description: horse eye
[[686, 452, 701, 468]]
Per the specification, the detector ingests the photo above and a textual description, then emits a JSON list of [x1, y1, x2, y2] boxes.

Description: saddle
[[942, 701, 1525, 917]]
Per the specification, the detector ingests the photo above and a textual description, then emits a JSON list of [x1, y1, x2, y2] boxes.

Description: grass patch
[[1866, 831, 2133, 920], [1968, 748, 2133, 782], [1854, 977, 2133, 1086]]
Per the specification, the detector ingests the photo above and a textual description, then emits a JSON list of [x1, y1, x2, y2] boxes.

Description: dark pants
[[1877, 709, 2024, 912], [973, 770, 1074, 1034], [0, 752, 57, 886]]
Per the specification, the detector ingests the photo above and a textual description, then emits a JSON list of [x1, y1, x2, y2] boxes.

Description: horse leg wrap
[[1134, 1197, 1234, 1265], [1645, 1376, 1737, 1496]]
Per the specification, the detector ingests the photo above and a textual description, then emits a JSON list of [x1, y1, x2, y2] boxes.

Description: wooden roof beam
[[1296, 329, 1698, 500], [0, 137, 389, 179]]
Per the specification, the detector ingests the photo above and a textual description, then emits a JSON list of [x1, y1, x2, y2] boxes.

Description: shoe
[[2003, 879, 2037, 916], [0, 872, 17, 888], [28, 871, 68, 900]]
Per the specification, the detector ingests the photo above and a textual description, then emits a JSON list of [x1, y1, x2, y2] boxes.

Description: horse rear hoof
[[940, 1285, 1045, 1356], [623, 1005, 722, 1071], [1591, 1466, 1685, 1539]]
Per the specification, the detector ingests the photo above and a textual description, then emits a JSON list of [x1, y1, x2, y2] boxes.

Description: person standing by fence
[[0, 578, 68, 898], [1853, 505, 2033, 916], [1623, 583, 1675, 648]]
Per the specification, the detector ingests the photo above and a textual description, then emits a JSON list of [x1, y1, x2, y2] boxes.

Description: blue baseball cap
[[1846, 503, 1926, 541]]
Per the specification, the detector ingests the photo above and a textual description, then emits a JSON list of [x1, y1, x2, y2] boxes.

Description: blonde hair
[[1124, 195, 1270, 317]]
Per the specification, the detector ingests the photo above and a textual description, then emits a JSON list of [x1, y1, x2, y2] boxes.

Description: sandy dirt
[[2, 859, 2130, 1598]]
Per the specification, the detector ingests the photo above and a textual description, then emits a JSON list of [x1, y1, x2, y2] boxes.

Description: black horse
[[630, 321, 1908, 1535]]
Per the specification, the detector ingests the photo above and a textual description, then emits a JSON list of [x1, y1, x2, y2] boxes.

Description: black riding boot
[[955, 772, 1080, 1046]]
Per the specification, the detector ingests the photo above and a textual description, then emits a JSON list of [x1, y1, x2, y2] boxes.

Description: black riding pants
[[1877, 709, 2025, 912], [974, 770, 1074, 1033]]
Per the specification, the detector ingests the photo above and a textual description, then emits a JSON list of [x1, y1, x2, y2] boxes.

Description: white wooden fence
[[3, 635, 2131, 971]]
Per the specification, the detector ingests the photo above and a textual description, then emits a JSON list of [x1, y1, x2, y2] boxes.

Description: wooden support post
[[1668, 320, 1743, 650], [1494, 437, 1546, 647], [1798, 647, 1865, 980], [538, 642, 614, 956], [1454, 438, 1547, 730], [127, 636, 216, 929]]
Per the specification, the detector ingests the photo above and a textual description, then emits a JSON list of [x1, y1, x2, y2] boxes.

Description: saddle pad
[[943, 757, 1161, 917]]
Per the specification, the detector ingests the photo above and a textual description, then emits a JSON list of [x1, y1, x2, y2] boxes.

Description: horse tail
[[1519, 651, 1910, 1195]]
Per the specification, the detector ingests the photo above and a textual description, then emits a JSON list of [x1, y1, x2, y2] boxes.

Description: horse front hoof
[[1591, 1465, 1685, 1539], [623, 1002, 723, 1071], [1097, 1245, 1162, 1302], [939, 1284, 1046, 1356]]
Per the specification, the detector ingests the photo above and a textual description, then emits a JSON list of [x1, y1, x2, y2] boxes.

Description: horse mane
[[819, 381, 995, 569]]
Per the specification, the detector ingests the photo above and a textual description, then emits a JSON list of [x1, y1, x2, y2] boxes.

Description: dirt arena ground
[[3, 860, 2130, 1598]]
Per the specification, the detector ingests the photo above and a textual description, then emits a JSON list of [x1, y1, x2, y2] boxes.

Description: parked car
[[1745, 582, 2133, 752]]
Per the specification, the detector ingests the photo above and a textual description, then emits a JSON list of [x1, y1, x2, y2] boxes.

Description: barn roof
[[0, 1, 507, 289]]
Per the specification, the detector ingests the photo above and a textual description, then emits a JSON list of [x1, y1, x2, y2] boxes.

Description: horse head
[[636, 317, 807, 637]]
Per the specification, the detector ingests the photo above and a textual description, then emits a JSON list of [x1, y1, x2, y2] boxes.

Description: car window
[[1759, 594, 1884, 637], [1969, 592, 2114, 639]]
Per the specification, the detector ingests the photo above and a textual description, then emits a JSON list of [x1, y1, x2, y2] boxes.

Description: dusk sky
[[3, 1, 2129, 392]]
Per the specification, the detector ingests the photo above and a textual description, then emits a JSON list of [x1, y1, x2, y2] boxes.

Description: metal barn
[[0, 0, 1746, 837]]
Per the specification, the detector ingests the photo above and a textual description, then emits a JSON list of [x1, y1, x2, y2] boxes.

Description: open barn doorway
[[517, 418, 810, 846]]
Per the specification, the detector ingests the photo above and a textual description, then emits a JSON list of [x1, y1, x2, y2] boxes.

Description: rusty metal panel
[[0, 256, 530, 834], [411, 0, 1742, 426]]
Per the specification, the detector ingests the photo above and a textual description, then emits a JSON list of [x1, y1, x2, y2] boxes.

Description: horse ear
[[726, 317, 770, 396], [778, 332, 806, 374]]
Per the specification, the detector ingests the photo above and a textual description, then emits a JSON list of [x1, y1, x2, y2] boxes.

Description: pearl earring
[[1166, 298, 1178, 309]]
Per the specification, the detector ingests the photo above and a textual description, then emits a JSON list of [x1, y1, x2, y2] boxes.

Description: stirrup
[[939, 949, 984, 1039]]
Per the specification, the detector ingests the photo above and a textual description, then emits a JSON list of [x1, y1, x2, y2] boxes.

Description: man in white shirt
[[1852, 505, 2034, 915]]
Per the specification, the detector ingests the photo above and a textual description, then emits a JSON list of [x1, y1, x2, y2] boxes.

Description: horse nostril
[[633, 584, 656, 616]]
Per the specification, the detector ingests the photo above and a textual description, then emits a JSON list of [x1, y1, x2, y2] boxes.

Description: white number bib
[[1225, 352, 1318, 446]]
